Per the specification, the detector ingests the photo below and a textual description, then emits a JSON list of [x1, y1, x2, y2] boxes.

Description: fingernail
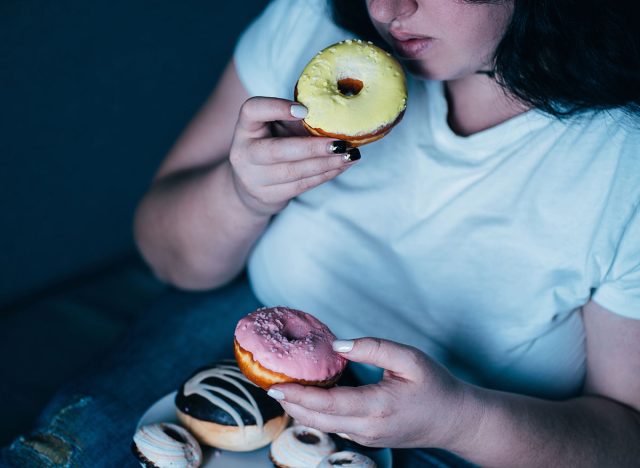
[[342, 148, 361, 162], [290, 104, 308, 119], [332, 339, 354, 353], [329, 140, 349, 154], [267, 388, 285, 401]]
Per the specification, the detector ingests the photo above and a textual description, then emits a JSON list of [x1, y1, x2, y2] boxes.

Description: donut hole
[[295, 431, 321, 445], [337, 78, 364, 97], [162, 426, 186, 444], [329, 452, 357, 465], [282, 322, 308, 341]]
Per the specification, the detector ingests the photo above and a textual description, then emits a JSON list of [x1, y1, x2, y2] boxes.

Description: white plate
[[137, 391, 392, 467]]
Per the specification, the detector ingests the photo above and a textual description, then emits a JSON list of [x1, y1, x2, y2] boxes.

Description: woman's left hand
[[269, 338, 474, 449]]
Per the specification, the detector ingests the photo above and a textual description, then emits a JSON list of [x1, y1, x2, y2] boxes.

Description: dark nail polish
[[344, 148, 361, 162], [330, 140, 349, 154]]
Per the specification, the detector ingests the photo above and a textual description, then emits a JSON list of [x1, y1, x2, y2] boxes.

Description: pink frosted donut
[[234, 307, 347, 389]]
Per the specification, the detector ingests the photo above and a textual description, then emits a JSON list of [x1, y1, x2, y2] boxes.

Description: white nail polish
[[268, 388, 285, 400], [290, 104, 308, 119], [332, 339, 354, 353]]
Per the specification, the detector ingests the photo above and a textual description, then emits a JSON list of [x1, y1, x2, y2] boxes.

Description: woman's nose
[[367, 0, 418, 24]]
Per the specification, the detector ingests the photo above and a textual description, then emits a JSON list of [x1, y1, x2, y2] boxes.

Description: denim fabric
[[1, 275, 476, 467], [393, 448, 478, 468], [1, 275, 260, 467]]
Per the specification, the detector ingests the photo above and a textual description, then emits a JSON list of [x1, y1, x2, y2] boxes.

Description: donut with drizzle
[[234, 307, 347, 390], [270, 425, 337, 468], [175, 361, 289, 451], [131, 422, 202, 468]]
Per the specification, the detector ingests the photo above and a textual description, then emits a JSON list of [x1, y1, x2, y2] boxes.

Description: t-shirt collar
[[423, 79, 553, 159]]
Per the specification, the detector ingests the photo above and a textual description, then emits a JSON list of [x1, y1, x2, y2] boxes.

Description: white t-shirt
[[234, 0, 640, 399]]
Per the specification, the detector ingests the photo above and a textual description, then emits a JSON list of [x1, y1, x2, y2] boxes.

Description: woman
[[132, 0, 640, 465], [6, 0, 636, 466]]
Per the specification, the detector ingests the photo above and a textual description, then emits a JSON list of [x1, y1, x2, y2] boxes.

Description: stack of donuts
[[132, 359, 288, 467], [131, 307, 380, 467]]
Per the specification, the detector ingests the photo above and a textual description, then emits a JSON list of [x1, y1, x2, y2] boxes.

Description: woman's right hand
[[229, 97, 360, 217]]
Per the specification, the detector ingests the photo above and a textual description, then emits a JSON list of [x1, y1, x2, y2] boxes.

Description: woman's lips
[[390, 36, 435, 59]]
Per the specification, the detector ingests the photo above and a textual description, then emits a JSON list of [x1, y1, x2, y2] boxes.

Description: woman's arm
[[271, 300, 640, 467], [134, 60, 265, 289], [134, 60, 357, 289], [453, 300, 640, 466]]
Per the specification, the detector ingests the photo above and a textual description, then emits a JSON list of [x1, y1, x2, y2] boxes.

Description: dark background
[[0, 0, 266, 445]]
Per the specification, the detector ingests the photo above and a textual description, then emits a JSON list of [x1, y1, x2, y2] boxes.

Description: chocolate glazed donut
[[175, 360, 289, 451]]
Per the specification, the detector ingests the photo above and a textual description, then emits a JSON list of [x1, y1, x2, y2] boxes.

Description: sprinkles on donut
[[295, 39, 407, 146], [234, 307, 347, 389]]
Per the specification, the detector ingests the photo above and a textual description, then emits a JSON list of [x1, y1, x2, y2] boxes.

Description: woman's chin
[[403, 60, 489, 82], [403, 61, 449, 81]]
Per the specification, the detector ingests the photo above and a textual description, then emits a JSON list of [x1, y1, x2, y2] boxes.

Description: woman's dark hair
[[330, 0, 640, 117]]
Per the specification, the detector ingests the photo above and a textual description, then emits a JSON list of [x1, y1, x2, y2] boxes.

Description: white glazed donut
[[131, 422, 202, 468], [317, 450, 378, 467], [270, 425, 337, 468]]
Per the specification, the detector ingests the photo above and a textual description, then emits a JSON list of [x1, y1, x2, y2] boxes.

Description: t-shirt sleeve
[[592, 201, 640, 319], [233, 0, 347, 99]]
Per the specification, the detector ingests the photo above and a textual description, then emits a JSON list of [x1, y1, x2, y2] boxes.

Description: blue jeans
[[1, 275, 475, 467]]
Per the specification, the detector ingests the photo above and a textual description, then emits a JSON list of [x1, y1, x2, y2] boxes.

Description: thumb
[[333, 337, 424, 379]]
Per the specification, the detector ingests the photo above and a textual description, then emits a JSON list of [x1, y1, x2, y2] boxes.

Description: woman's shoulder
[[554, 108, 640, 157], [587, 111, 640, 165], [258, 0, 333, 26], [265, 0, 340, 44], [564, 110, 640, 190], [235, 0, 350, 99]]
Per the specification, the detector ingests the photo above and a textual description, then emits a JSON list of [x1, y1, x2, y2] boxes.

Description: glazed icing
[[234, 307, 346, 381], [178, 361, 276, 430], [132, 422, 202, 468], [270, 425, 336, 467], [296, 39, 407, 136]]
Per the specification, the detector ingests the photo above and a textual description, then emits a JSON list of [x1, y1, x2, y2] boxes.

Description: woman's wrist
[[436, 380, 489, 456], [219, 159, 274, 223]]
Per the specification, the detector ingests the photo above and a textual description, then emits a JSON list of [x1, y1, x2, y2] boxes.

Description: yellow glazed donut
[[295, 39, 407, 146]]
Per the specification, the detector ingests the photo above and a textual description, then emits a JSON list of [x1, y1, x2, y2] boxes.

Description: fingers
[[266, 167, 346, 198], [270, 384, 373, 416], [261, 156, 352, 185], [270, 120, 309, 138], [250, 136, 351, 164], [279, 402, 361, 435], [333, 338, 426, 379], [229, 96, 361, 216], [229, 162, 348, 216], [236, 97, 307, 136]]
